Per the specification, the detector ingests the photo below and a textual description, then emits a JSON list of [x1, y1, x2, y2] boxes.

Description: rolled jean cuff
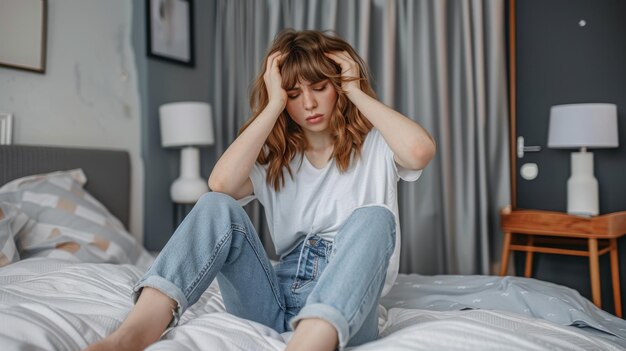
[[132, 275, 189, 328], [290, 303, 350, 349]]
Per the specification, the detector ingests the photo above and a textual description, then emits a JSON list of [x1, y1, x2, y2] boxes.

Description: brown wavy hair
[[240, 29, 375, 191]]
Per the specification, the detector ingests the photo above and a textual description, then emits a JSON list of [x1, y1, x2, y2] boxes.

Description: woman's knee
[[352, 205, 394, 221], [195, 191, 240, 211], [190, 192, 251, 230], [346, 206, 396, 247]]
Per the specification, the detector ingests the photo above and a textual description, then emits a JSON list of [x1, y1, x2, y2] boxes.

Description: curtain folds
[[206, 0, 510, 275]]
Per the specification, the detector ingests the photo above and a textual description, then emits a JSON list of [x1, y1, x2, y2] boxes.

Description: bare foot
[[83, 331, 144, 351], [83, 288, 175, 351], [285, 318, 338, 351], [83, 339, 121, 351]]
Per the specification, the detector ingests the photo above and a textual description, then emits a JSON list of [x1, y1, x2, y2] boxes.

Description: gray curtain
[[206, 0, 510, 275]]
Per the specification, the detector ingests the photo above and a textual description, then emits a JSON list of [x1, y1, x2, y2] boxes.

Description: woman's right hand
[[263, 51, 288, 110]]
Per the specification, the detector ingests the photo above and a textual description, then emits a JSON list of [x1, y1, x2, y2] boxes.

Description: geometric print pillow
[[0, 169, 148, 265], [0, 202, 28, 267]]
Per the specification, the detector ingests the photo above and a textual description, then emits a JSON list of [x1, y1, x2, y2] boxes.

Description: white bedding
[[1, 258, 625, 351]]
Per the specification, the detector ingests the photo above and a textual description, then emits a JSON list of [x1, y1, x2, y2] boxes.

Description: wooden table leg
[[524, 236, 534, 278], [500, 231, 512, 276], [588, 238, 602, 308], [609, 238, 622, 317]]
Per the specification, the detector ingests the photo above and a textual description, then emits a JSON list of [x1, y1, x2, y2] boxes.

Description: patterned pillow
[[0, 203, 29, 267], [0, 169, 148, 265]]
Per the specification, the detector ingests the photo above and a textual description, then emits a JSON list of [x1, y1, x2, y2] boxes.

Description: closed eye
[[286, 87, 300, 99]]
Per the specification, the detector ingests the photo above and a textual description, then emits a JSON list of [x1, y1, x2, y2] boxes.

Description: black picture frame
[[146, 0, 194, 67]]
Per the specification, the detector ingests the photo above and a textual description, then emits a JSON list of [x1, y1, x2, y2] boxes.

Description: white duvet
[[0, 258, 624, 350]]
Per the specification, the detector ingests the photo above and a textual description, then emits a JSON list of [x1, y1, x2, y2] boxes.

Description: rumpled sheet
[[382, 274, 626, 340], [1, 258, 624, 350]]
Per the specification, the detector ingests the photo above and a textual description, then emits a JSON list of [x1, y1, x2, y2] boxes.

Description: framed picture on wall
[[147, 0, 194, 67], [0, 0, 47, 73]]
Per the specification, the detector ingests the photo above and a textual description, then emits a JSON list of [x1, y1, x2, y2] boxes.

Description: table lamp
[[547, 103, 619, 216], [160, 102, 215, 203]]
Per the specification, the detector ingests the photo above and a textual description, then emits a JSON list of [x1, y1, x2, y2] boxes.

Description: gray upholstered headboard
[[0, 145, 131, 228]]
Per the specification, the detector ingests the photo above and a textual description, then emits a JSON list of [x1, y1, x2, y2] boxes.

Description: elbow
[[209, 174, 250, 200], [410, 140, 436, 170], [208, 174, 226, 193]]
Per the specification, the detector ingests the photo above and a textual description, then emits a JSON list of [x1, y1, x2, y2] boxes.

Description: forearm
[[209, 102, 284, 194], [348, 89, 436, 170]]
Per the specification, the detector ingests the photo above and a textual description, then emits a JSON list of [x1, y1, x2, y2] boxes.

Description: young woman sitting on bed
[[86, 29, 435, 351]]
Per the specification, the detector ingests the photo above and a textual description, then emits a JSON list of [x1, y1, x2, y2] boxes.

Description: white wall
[[0, 1, 144, 242]]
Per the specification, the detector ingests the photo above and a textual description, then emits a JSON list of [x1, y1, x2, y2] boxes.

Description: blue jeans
[[133, 192, 396, 348]]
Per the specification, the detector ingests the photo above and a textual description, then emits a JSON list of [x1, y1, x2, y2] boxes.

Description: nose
[[302, 90, 317, 110]]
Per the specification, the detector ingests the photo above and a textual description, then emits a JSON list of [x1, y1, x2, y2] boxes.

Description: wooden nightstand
[[499, 207, 626, 317]]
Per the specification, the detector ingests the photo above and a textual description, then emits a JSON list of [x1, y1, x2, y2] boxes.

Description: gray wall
[[513, 0, 626, 315], [132, 0, 217, 250], [0, 1, 144, 243]]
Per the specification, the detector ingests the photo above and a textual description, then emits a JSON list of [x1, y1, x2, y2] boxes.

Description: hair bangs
[[281, 49, 339, 90]]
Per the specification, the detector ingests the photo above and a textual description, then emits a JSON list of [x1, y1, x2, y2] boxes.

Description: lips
[[306, 114, 324, 124]]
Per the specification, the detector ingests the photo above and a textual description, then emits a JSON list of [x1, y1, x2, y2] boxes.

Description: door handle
[[517, 136, 542, 158]]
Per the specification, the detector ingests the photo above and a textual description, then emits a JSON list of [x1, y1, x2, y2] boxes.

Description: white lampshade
[[547, 103, 618, 149], [160, 102, 214, 147], [159, 101, 215, 204]]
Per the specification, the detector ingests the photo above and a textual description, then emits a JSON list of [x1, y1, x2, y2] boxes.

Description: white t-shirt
[[240, 129, 422, 296]]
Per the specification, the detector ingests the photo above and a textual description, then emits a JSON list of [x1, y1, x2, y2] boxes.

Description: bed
[[1, 145, 625, 350]]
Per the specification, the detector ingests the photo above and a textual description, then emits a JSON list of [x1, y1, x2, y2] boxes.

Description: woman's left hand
[[325, 51, 361, 94]]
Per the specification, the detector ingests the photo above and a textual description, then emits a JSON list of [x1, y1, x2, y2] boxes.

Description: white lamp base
[[171, 146, 209, 203], [567, 150, 598, 216]]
